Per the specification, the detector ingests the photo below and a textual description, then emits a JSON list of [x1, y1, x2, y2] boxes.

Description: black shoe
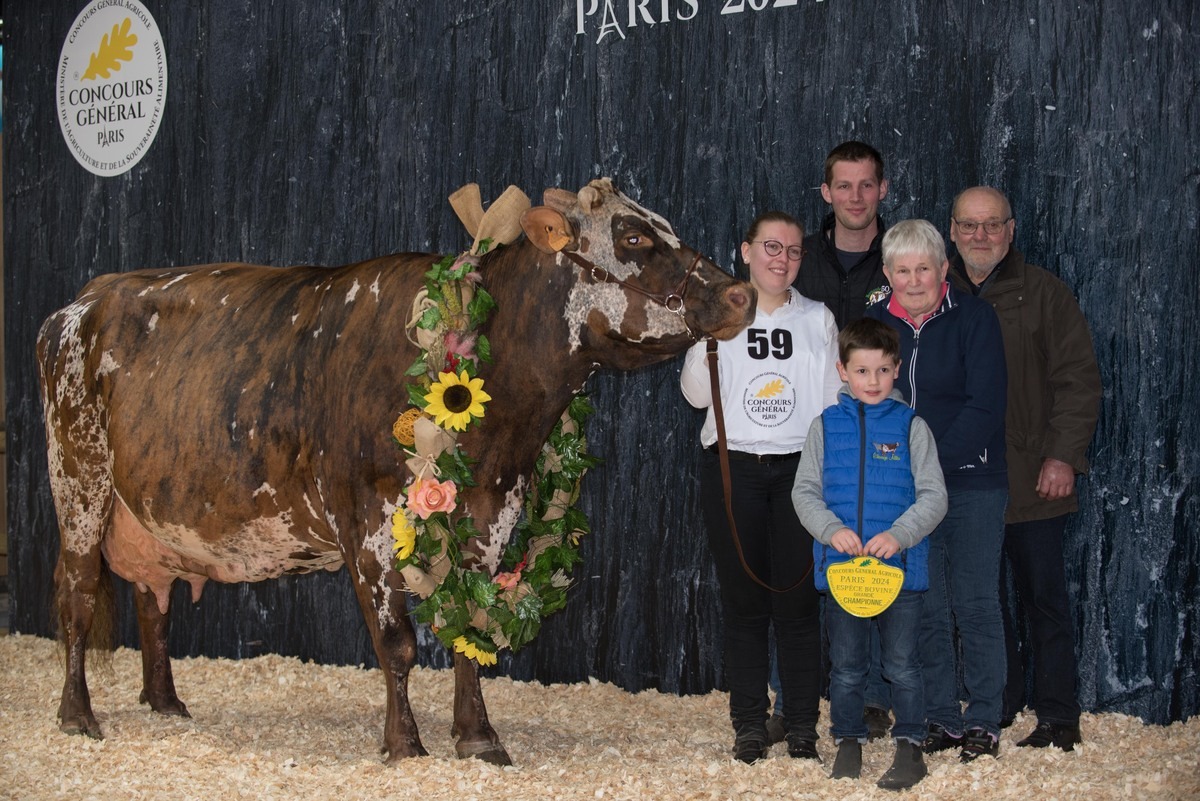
[[877, 739, 927, 791], [765, 714, 787, 745], [1000, 712, 1017, 729], [922, 722, 964, 754], [831, 740, 862, 779], [864, 706, 892, 741], [959, 727, 1000, 762], [733, 726, 768, 764], [1016, 721, 1082, 752], [786, 734, 821, 762]]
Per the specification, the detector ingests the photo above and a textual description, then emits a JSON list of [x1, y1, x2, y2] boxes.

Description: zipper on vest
[[856, 400, 866, 544]]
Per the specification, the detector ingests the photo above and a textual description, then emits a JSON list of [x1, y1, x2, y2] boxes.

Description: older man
[[948, 187, 1102, 751], [866, 219, 1009, 763]]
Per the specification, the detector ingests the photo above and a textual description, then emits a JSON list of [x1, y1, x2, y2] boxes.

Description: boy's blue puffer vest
[[813, 394, 929, 593]]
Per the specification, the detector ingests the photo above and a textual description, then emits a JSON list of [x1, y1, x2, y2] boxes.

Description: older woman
[[866, 219, 1008, 762], [681, 211, 840, 764]]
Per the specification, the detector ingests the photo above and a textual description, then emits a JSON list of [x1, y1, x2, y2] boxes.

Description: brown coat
[[950, 248, 1101, 524]]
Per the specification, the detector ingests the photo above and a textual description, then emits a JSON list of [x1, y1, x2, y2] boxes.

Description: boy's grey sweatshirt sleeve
[[790, 415, 845, 545], [886, 416, 949, 549]]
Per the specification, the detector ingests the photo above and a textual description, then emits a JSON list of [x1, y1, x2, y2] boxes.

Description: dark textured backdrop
[[5, 1, 1197, 724]]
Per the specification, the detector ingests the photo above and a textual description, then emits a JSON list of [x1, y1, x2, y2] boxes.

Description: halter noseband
[[560, 249, 706, 338]]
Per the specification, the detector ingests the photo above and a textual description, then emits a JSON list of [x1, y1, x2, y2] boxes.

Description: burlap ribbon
[[404, 183, 531, 360]]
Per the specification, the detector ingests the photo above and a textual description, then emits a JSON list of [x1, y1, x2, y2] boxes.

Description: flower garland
[[390, 243, 597, 666]]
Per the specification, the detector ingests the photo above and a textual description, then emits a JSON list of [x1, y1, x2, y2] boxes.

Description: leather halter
[[560, 249, 706, 338]]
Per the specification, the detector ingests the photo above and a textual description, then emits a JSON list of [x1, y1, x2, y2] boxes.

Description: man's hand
[[830, 527, 862, 555], [1037, 457, 1077, 501]]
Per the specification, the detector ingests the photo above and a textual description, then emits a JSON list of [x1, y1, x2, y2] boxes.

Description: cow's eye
[[623, 233, 649, 248]]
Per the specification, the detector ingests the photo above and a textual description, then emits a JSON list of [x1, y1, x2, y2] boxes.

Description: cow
[[36, 178, 755, 765]]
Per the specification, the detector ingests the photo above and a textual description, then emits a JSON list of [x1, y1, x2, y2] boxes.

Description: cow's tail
[[53, 553, 116, 668]]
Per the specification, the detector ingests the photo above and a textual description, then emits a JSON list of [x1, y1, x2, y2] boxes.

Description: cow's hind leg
[[452, 652, 512, 765], [133, 584, 190, 717], [54, 544, 109, 739]]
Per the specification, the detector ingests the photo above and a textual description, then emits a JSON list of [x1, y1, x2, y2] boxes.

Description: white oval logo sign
[[56, 0, 167, 177]]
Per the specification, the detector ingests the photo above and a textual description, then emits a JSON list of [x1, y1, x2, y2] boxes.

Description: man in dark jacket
[[948, 186, 1102, 752], [794, 141, 891, 327], [789, 140, 894, 743]]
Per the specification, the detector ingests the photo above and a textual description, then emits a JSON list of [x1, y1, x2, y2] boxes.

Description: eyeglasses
[[953, 217, 1011, 236], [754, 240, 806, 262]]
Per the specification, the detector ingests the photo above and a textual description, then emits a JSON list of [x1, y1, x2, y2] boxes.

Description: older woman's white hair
[[881, 219, 947, 267]]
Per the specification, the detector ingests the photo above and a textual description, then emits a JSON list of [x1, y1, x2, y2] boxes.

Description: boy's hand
[[830, 527, 862, 555], [864, 532, 901, 560]]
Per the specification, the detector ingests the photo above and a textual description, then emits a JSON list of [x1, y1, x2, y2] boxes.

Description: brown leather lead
[[706, 338, 811, 594]]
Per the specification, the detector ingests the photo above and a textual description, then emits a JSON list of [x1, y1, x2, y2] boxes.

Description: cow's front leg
[[346, 549, 428, 762], [451, 652, 512, 765], [376, 612, 429, 762], [133, 582, 190, 717]]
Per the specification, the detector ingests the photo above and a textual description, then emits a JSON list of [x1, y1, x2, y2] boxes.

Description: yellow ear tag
[[826, 557, 905, 617], [547, 229, 572, 252]]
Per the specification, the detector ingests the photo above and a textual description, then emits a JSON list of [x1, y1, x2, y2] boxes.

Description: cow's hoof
[[139, 690, 192, 718], [382, 741, 429, 763], [59, 716, 104, 740], [456, 739, 512, 766]]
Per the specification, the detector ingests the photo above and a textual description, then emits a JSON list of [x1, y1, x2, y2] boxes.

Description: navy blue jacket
[[866, 284, 1008, 490]]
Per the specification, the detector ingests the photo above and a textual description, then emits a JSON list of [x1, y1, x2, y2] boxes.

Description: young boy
[[791, 318, 948, 790]]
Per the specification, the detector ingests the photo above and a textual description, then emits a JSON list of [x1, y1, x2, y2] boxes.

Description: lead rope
[[706, 338, 811, 593]]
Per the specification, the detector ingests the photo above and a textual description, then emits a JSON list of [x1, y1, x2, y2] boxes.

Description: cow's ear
[[521, 206, 575, 253]]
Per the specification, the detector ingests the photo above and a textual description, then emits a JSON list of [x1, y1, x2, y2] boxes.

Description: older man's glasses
[[754, 240, 806, 261], [953, 218, 1011, 236]]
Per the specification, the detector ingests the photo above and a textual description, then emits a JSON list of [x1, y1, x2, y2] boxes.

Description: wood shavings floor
[[1, 634, 1196, 800]]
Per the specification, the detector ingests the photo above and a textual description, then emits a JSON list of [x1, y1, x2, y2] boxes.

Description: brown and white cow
[[37, 178, 754, 765]]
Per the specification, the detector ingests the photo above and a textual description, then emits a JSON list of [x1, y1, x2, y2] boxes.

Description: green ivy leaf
[[468, 286, 496, 328], [419, 304, 443, 329], [405, 356, 429, 377], [476, 334, 493, 364]]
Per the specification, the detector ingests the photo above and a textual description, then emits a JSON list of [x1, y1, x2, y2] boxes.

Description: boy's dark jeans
[[827, 590, 926, 743]]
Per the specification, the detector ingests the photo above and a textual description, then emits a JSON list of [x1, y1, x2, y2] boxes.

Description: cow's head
[[521, 179, 755, 366]]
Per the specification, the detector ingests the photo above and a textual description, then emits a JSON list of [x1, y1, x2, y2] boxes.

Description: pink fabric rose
[[405, 478, 458, 519]]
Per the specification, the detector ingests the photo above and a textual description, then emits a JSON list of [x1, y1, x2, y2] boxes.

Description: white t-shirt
[[681, 289, 840, 453]]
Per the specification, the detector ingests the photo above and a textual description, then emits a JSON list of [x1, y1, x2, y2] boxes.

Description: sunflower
[[391, 510, 417, 561], [453, 635, 498, 666], [425, 370, 491, 431]]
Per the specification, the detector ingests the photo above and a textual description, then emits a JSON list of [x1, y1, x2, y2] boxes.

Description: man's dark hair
[[824, 141, 885, 185], [838, 317, 900, 365]]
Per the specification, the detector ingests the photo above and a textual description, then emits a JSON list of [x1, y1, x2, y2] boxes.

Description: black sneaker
[[959, 727, 1000, 762], [1016, 721, 1082, 752], [864, 706, 892, 741], [831, 739, 862, 780], [877, 739, 927, 791], [765, 713, 787, 745], [733, 726, 768, 764], [922, 722, 964, 754], [786, 734, 822, 762]]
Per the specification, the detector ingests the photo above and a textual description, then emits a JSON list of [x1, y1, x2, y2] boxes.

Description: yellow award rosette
[[826, 557, 905, 617]]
